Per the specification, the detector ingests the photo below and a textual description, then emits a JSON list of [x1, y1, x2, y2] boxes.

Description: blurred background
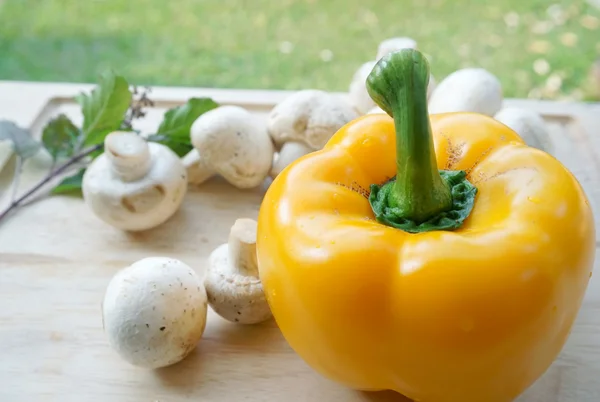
[[0, 0, 599, 101]]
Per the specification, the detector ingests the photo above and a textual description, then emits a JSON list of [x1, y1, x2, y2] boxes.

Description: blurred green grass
[[0, 0, 599, 100]]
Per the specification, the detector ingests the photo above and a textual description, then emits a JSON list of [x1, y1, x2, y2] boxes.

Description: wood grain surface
[[0, 82, 599, 402]]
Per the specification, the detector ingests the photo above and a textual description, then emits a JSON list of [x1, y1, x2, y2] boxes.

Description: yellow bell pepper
[[256, 49, 596, 402]]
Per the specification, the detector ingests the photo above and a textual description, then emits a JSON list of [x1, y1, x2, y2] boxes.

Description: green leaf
[[51, 168, 86, 195], [41, 114, 81, 160], [145, 133, 192, 157], [0, 120, 42, 159], [156, 98, 219, 138], [150, 98, 219, 157], [76, 70, 132, 147]]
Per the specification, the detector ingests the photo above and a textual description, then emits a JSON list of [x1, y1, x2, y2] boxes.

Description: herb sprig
[[0, 71, 218, 225]]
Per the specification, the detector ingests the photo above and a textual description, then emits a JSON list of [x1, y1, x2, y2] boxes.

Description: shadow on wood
[[358, 389, 413, 401], [152, 342, 207, 390], [206, 316, 282, 351]]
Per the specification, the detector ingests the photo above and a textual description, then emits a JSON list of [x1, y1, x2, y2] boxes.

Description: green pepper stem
[[366, 49, 452, 223]]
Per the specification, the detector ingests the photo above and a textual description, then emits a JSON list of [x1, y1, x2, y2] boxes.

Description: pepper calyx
[[369, 169, 477, 233]]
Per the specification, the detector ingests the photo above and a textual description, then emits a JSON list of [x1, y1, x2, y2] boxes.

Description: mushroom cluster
[[179, 92, 358, 186], [183, 105, 275, 188], [425, 63, 551, 153], [82, 90, 358, 233], [102, 219, 271, 369], [267, 89, 358, 176], [347, 36, 552, 153]]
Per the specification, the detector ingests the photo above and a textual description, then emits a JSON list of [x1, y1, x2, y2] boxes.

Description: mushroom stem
[[182, 149, 215, 185], [227, 218, 259, 277], [205, 217, 271, 324], [104, 132, 152, 182], [270, 141, 313, 178]]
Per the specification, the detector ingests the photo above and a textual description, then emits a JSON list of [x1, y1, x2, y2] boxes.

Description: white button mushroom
[[427, 74, 437, 99], [348, 61, 378, 115], [102, 257, 208, 369], [428, 68, 504, 116], [494, 107, 553, 154], [367, 106, 386, 115], [186, 105, 274, 189], [267, 89, 358, 178], [82, 131, 187, 231], [376, 37, 418, 60], [269, 141, 314, 178], [205, 218, 272, 324]]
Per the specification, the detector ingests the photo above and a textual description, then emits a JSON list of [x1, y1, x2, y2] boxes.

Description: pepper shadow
[[151, 317, 287, 392], [207, 316, 281, 349], [359, 390, 413, 402]]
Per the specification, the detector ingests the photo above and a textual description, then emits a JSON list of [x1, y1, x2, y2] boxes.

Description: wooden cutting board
[[0, 81, 599, 402]]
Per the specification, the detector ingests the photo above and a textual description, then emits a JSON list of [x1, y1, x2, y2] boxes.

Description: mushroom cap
[[205, 243, 272, 324], [82, 142, 187, 231], [366, 106, 386, 115], [376, 37, 418, 60], [191, 105, 274, 189], [270, 141, 314, 178], [348, 61, 378, 115], [427, 74, 437, 99], [102, 257, 208, 369], [267, 89, 359, 150], [494, 107, 553, 153], [428, 68, 503, 116]]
